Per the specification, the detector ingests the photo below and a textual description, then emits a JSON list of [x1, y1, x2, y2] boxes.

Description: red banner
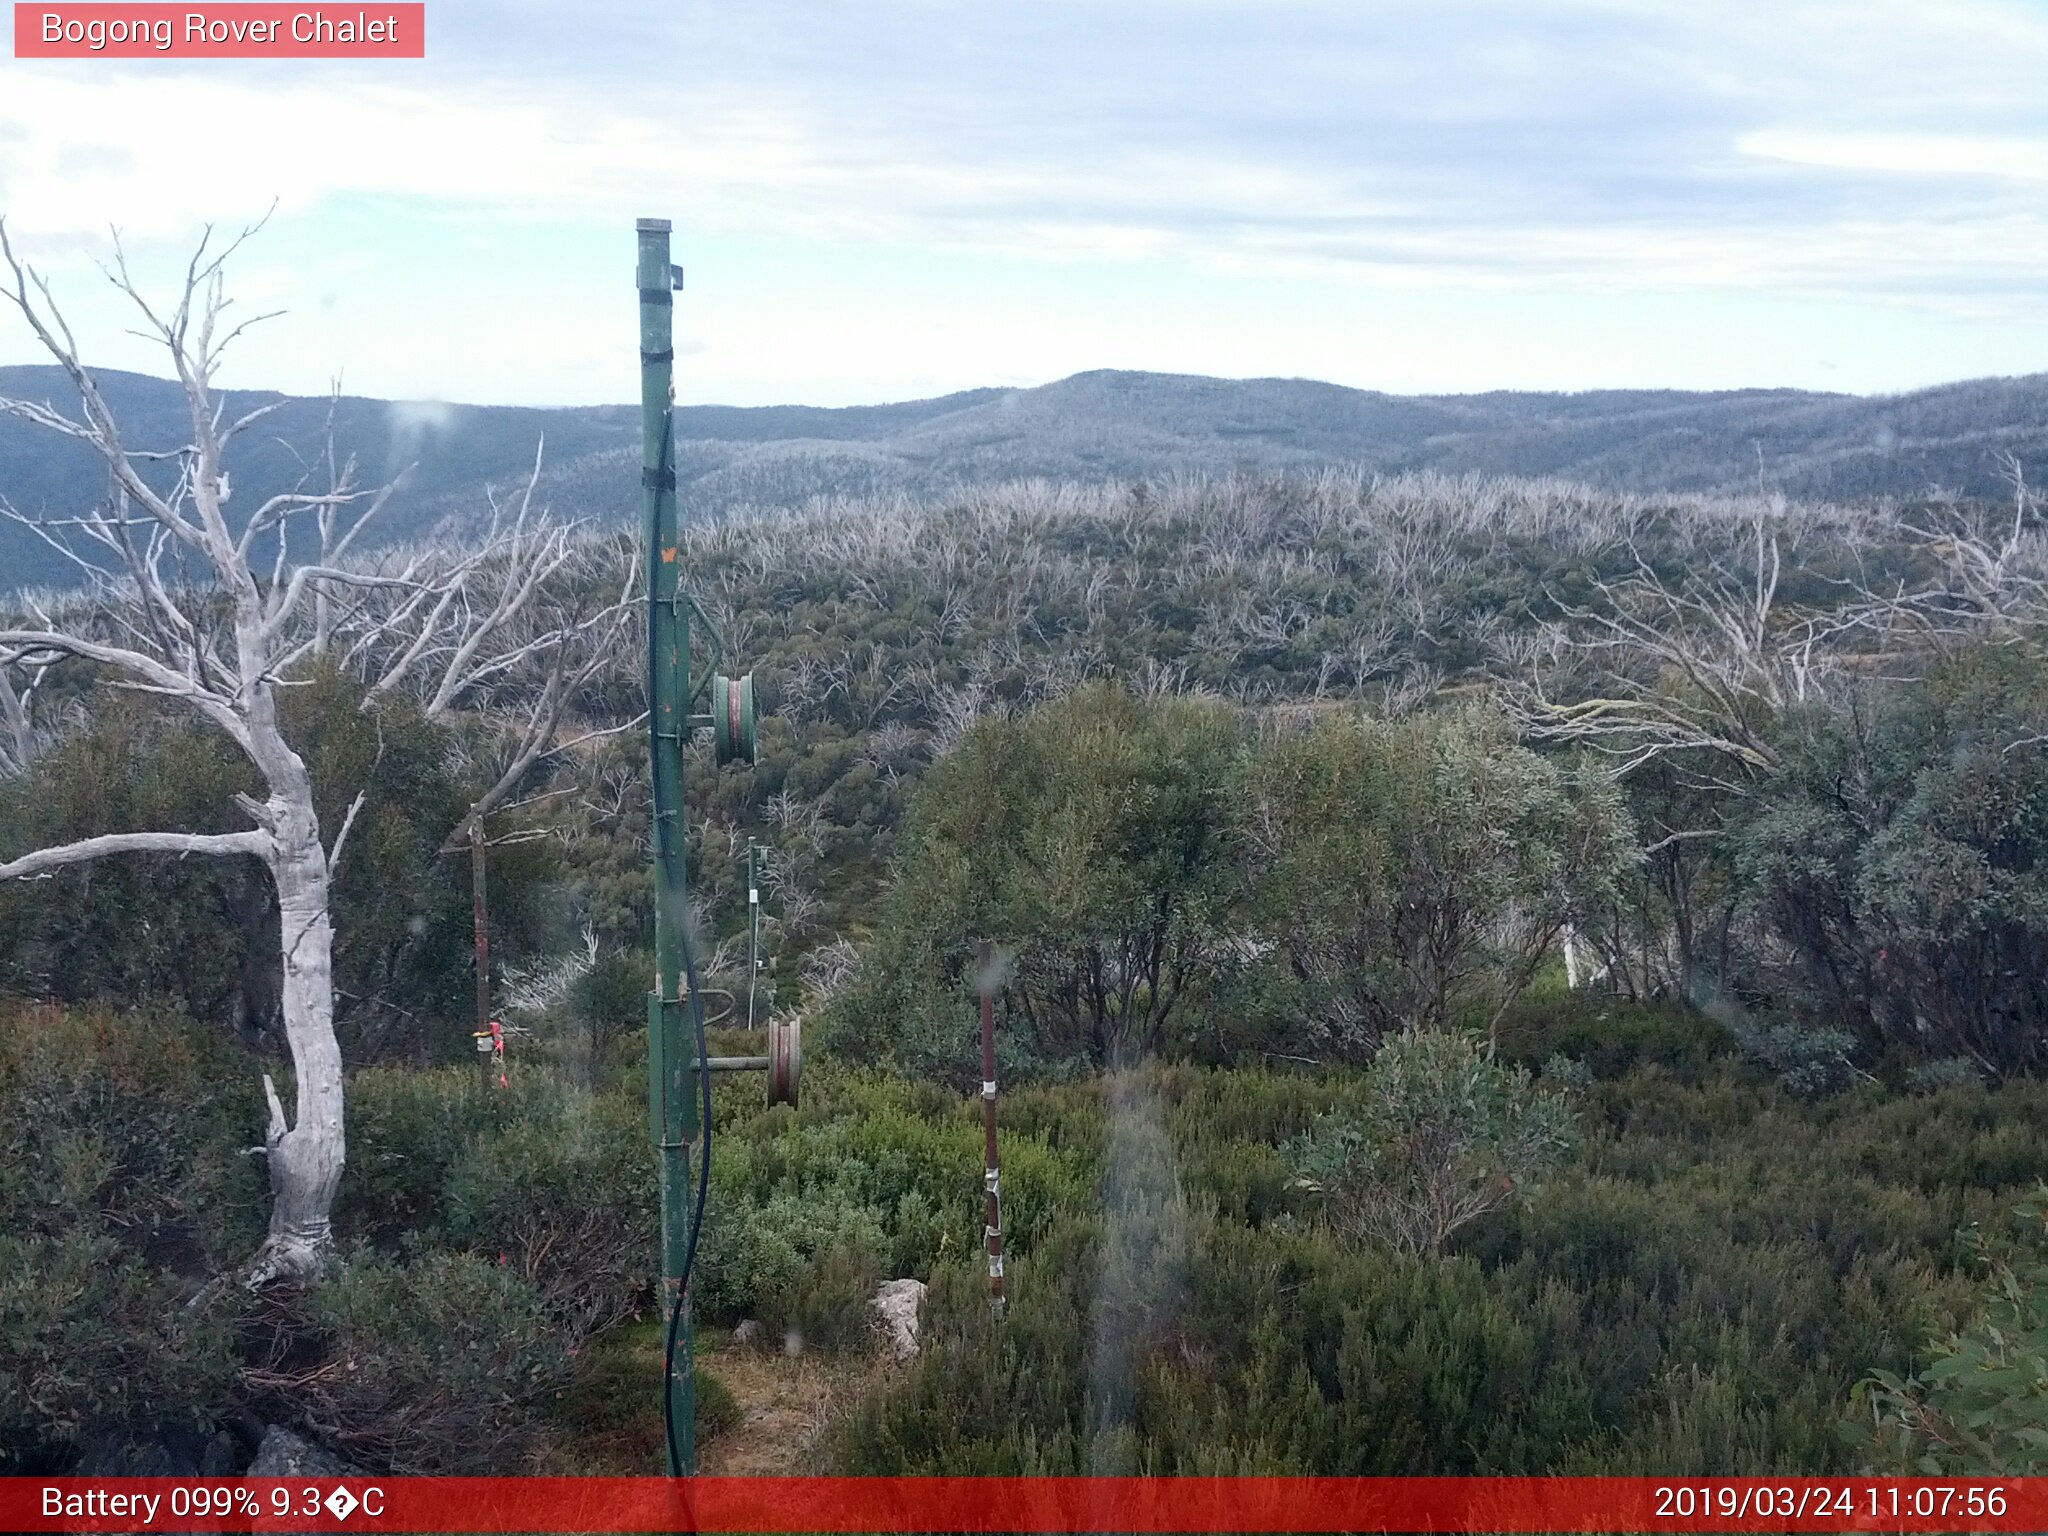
[[3, 1476, 2042, 1533], [13, 4, 425, 58]]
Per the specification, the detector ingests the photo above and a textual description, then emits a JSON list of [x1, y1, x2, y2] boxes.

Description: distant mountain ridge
[[3, 364, 2044, 591]]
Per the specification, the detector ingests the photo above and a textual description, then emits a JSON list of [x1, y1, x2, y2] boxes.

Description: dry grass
[[555, 1320, 888, 1475], [697, 1339, 881, 1475]]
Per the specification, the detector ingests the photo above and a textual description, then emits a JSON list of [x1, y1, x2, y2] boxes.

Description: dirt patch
[[698, 1342, 879, 1475], [553, 1320, 887, 1474]]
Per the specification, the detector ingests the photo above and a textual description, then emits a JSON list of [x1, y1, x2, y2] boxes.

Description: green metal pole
[[638, 216, 697, 1477]]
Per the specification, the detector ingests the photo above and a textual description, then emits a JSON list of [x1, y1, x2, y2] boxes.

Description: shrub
[[572, 947, 652, 1074], [674, 1064, 1099, 1347], [334, 1064, 489, 1248], [1289, 1030, 1576, 1255], [0, 1001, 268, 1264], [827, 1224, 1097, 1474], [789, 1243, 888, 1354], [693, 1183, 890, 1333], [695, 1365, 742, 1442], [1846, 1188, 2048, 1474], [1736, 648, 2048, 1070], [0, 1230, 237, 1469], [1724, 1014, 1860, 1100], [1541, 1053, 1595, 1093], [441, 1088, 655, 1338], [1494, 992, 1731, 1083], [1241, 708, 1634, 1052], [830, 684, 1244, 1078], [336, 1066, 655, 1339], [252, 1249, 575, 1474], [0, 1002, 256, 1468], [1908, 1057, 1987, 1094]]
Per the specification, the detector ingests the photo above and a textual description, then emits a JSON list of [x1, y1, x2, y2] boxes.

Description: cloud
[[2, 0, 2043, 287], [2, 0, 2046, 401], [1741, 129, 2048, 185]]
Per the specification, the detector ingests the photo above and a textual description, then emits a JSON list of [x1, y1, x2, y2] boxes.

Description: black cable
[[661, 917, 713, 1478], [646, 403, 714, 1478]]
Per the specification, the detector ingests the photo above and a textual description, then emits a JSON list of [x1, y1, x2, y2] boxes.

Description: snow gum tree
[[0, 222, 408, 1282]]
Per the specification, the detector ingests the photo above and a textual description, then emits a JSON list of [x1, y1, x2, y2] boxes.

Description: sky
[[1, 1, 2046, 407]]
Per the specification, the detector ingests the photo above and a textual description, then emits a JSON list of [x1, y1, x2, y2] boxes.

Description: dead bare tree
[[0, 218, 426, 1284], [1497, 515, 1879, 998], [1875, 457, 2048, 643], [354, 462, 639, 843], [1508, 515, 1875, 787], [336, 466, 638, 1055], [298, 382, 408, 658], [820, 639, 909, 730], [0, 653, 54, 776]]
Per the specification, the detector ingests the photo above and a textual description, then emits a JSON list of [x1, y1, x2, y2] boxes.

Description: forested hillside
[[7, 461, 2048, 1477], [6, 362, 2046, 592]]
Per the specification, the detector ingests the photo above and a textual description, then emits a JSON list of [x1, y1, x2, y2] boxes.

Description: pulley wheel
[[711, 671, 757, 766], [766, 1014, 802, 1107]]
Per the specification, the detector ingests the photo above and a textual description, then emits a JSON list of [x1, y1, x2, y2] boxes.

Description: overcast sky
[[1, 1, 2046, 407]]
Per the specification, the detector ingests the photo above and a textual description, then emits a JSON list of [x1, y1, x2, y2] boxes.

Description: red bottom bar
[[5, 1476, 2039, 1533]]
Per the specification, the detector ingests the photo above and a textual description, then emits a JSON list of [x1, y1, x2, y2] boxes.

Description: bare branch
[[0, 828, 271, 883], [327, 789, 368, 872]]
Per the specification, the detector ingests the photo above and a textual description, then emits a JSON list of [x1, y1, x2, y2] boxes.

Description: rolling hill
[[3, 364, 2043, 591]]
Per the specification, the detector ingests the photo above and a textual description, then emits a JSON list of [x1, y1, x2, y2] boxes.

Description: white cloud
[[2, 0, 2046, 400], [1741, 129, 2048, 185], [1, 0, 2041, 277]]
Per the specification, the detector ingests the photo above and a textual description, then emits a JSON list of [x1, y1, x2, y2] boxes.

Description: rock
[[200, 1430, 244, 1476], [74, 1419, 224, 1476], [72, 1433, 186, 1477], [247, 1425, 353, 1477], [870, 1277, 927, 1362], [731, 1318, 765, 1350]]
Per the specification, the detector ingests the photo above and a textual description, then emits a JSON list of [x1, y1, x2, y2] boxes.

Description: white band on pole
[[981, 1080, 997, 1098]]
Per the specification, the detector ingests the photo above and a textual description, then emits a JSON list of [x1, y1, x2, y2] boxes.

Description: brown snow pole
[[979, 939, 1006, 1318], [470, 813, 490, 1086]]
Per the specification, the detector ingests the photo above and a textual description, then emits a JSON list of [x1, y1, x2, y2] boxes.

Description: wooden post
[[746, 838, 762, 1031], [469, 812, 490, 1085], [979, 939, 1006, 1319]]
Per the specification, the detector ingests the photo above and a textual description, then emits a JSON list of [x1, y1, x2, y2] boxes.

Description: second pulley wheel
[[711, 672, 757, 766], [766, 1013, 801, 1107]]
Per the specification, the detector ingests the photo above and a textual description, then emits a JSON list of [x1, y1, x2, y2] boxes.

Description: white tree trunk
[[0, 222, 425, 1290], [244, 739, 346, 1286]]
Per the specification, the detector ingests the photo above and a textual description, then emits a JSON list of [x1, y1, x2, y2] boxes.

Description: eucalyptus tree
[[0, 220, 617, 1283], [1501, 512, 1873, 998], [0, 221, 409, 1281]]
